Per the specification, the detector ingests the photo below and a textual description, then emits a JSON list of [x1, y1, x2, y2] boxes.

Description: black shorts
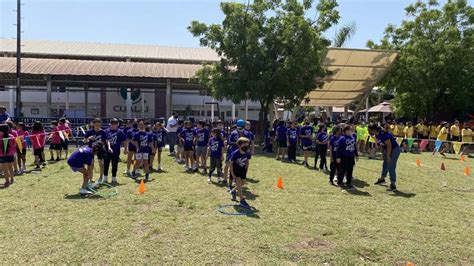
[[128, 145, 137, 153], [302, 145, 312, 151], [16, 147, 27, 155], [451, 136, 460, 142], [34, 148, 44, 156], [62, 140, 69, 150], [278, 140, 287, 148], [232, 166, 247, 180], [184, 146, 194, 152], [50, 143, 62, 150], [0, 156, 14, 163]]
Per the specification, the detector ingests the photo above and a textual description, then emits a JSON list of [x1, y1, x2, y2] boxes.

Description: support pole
[[245, 100, 249, 120], [126, 88, 132, 119], [166, 79, 172, 118], [8, 88, 15, 115], [65, 88, 70, 111], [15, 0, 22, 119], [344, 106, 348, 119], [46, 76, 52, 118], [84, 85, 89, 118], [211, 98, 215, 121], [141, 91, 145, 118], [365, 96, 369, 122], [232, 103, 236, 121]]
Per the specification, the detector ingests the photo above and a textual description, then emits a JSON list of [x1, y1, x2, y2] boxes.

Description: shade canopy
[[359, 101, 393, 113], [303, 48, 398, 107]]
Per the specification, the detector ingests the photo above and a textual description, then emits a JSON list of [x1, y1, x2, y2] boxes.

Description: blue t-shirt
[[243, 129, 254, 143], [209, 137, 224, 158], [84, 129, 107, 147], [126, 128, 139, 149], [105, 128, 126, 154], [67, 146, 94, 168], [287, 128, 299, 144], [0, 112, 11, 123], [376, 131, 398, 149], [336, 135, 358, 158], [230, 149, 252, 170], [329, 135, 340, 158], [227, 130, 241, 153], [317, 131, 329, 144], [300, 126, 313, 146], [180, 128, 196, 148], [195, 128, 210, 147], [154, 129, 168, 148], [276, 126, 287, 141], [133, 131, 153, 153]]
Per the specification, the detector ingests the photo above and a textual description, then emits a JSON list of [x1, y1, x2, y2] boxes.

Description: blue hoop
[[217, 204, 255, 216]]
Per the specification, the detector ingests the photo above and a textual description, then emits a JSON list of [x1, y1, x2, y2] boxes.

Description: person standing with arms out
[[195, 120, 210, 174], [15, 122, 29, 173], [286, 121, 299, 163], [58, 118, 72, 159], [208, 128, 225, 184], [328, 126, 341, 186], [103, 118, 126, 184], [166, 113, 179, 156], [371, 123, 401, 192], [48, 121, 62, 161], [299, 119, 313, 167], [450, 120, 461, 142], [336, 125, 358, 189], [275, 120, 287, 161], [31, 121, 46, 170], [0, 124, 17, 187], [316, 124, 329, 172]]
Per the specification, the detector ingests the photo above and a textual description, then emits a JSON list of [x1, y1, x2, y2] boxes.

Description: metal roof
[[0, 57, 202, 80], [0, 39, 220, 63]]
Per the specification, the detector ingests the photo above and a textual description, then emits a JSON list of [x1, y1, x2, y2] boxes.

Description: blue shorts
[[70, 166, 84, 172]]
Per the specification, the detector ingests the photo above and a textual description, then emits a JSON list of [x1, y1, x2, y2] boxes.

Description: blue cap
[[236, 119, 245, 127]]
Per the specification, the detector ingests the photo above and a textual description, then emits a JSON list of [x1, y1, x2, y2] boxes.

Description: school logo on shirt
[[289, 130, 297, 139], [198, 132, 205, 142], [139, 135, 148, 147], [236, 157, 247, 167], [304, 129, 312, 136], [345, 138, 356, 151], [108, 132, 118, 145], [210, 141, 219, 152], [155, 132, 163, 142], [185, 131, 194, 141]]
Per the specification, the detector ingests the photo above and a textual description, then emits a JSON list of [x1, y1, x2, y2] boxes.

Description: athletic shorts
[[33, 147, 44, 156], [232, 166, 247, 180], [50, 143, 62, 150], [0, 156, 14, 163], [277, 139, 287, 148], [195, 146, 208, 157], [452, 136, 460, 142], [184, 146, 194, 152], [69, 166, 84, 172], [128, 144, 137, 153], [16, 147, 27, 155], [62, 140, 69, 150], [135, 153, 149, 160], [302, 144, 313, 151]]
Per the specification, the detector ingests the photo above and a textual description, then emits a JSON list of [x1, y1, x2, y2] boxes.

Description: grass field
[[0, 149, 473, 264]]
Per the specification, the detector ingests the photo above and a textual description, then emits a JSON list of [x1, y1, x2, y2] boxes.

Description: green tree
[[367, 0, 474, 119], [188, 0, 340, 130]]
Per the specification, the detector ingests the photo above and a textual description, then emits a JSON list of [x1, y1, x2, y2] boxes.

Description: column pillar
[[100, 88, 107, 117], [231, 103, 236, 121], [245, 100, 249, 120], [84, 85, 89, 118], [8, 87, 15, 115], [166, 79, 172, 118], [344, 106, 348, 119], [211, 98, 215, 121], [365, 96, 369, 122], [46, 76, 52, 117], [65, 88, 70, 111], [126, 88, 132, 119], [141, 90, 145, 118]]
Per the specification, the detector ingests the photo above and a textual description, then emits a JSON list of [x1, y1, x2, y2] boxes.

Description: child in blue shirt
[[299, 119, 313, 167], [315, 125, 329, 171], [103, 118, 126, 184], [67, 142, 105, 195], [131, 120, 154, 181], [328, 126, 342, 186], [208, 128, 225, 183], [287, 121, 299, 162], [275, 121, 288, 161], [179, 120, 197, 172], [195, 120, 210, 174], [229, 137, 252, 207], [336, 125, 358, 189], [152, 122, 167, 171]]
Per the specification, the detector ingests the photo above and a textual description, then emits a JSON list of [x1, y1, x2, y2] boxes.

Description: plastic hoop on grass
[[86, 181, 118, 197], [217, 204, 255, 216]]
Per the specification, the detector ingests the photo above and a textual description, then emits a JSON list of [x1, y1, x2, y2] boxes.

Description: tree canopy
[[367, 0, 474, 120], [188, 0, 341, 124]]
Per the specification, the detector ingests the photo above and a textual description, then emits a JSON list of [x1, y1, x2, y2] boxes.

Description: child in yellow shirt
[[461, 123, 473, 156], [433, 122, 449, 157]]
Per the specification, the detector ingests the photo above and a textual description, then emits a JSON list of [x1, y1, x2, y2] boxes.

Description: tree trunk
[[258, 101, 270, 142]]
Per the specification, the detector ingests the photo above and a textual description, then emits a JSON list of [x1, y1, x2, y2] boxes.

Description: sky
[[0, 0, 463, 49]]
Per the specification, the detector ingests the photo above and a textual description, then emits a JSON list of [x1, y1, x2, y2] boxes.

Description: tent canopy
[[359, 101, 393, 113], [303, 48, 398, 107]]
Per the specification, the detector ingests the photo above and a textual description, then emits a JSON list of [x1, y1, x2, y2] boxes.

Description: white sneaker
[[184, 165, 189, 171], [157, 166, 162, 171], [207, 177, 211, 183], [217, 177, 222, 183], [112, 177, 117, 183], [123, 170, 129, 175], [102, 176, 108, 183], [79, 188, 92, 195]]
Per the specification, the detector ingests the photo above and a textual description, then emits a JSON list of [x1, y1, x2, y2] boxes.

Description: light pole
[[15, 0, 22, 119]]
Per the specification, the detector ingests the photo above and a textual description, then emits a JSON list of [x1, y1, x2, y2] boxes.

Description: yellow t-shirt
[[450, 125, 460, 137], [404, 126, 414, 138], [437, 127, 448, 141], [429, 126, 438, 138], [390, 124, 398, 136], [397, 125, 405, 137], [462, 128, 472, 143], [415, 123, 425, 134]]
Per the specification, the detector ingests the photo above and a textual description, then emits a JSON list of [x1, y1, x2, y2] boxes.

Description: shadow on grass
[[346, 188, 371, 197], [353, 179, 370, 188], [64, 193, 103, 200], [134, 178, 155, 184], [390, 190, 416, 198], [246, 177, 259, 184], [243, 188, 259, 200]]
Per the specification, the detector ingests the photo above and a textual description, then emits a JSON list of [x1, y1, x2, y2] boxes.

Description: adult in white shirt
[[166, 113, 179, 154]]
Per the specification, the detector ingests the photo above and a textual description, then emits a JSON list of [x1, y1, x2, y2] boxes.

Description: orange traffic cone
[[460, 155, 465, 162], [440, 163, 446, 171], [406, 262, 414, 266], [277, 176, 283, 189], [138, 179, 146, 194], [465, 167, 470, 176], [416, 158, 421, 167]]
